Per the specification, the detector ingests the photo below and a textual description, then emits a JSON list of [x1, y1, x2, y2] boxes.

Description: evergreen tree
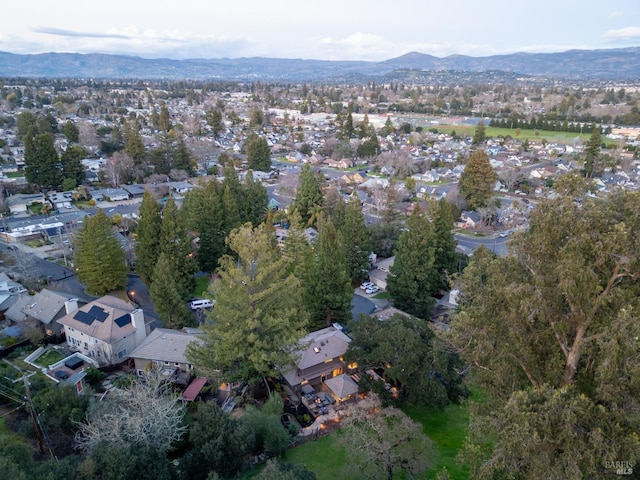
[[472, 120, 486, 145], [188, 223, 308, 385], [62, 120, 79, 143], [387, 207, 438, 318], [245, 133, 271, 172], [458, 149, 495, 210], [242, 171, 268, 225], [356, 133, 380, 158], [429, 199, 459, 289], [24, 130, 61, 190], [135, 191, 162, 284], [60, 144, 86, 189], [290, 164, 324, 226], [182, 180, 226, 273], [339, 196, 371, 285], [205, 108, 224, 137], [124, 121, 146, 164], [172, 137, 196, 174], [158, 102, 171, 132], [381, 116, 395, 136], [583, 126, 602, 178], [159, 197, 196, 299], [303, 217, 353, 328], [150, 253, 194, 329], [75, 209, 128, 295]]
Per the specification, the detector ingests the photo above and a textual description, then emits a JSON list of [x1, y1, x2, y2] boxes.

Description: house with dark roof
[[56, 295, 147, 366], [20, 289, 86, 336], [282, 325, 354, 394], [128, 328, 203, 385]]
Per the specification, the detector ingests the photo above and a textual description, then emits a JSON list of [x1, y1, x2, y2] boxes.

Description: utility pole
[[23, 377, 45, 455]]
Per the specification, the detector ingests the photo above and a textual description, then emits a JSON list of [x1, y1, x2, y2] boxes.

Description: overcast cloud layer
[[1, 1, 639, 61]]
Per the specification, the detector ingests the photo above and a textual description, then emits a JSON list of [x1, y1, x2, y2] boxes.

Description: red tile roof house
[[56, 295, 148, 366]]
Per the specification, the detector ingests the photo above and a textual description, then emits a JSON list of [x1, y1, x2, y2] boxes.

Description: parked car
[[189, 299, 215, 310], [365, 285, 379, 294], [360, 281, 374, 290]]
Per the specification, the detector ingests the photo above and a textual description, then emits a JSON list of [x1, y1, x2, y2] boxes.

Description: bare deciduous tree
[[104, 152, 135, 187], [74, 370, 187, 452]]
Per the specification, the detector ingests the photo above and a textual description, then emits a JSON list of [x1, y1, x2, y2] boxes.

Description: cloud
[[33, 27, 131, 40], [22, 26, 256, 59], [318, 32, 391, 60], [610, 11, 625, 19], [604, 26, 640, 39]]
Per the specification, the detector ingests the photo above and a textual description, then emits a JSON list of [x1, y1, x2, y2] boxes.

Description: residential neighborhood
[[0, 72, 638, 480]]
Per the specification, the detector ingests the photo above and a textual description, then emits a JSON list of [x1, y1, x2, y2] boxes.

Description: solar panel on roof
[[88, 305, 108, 322], [73, 310, 95, 325], [114, 314, 131, 328]]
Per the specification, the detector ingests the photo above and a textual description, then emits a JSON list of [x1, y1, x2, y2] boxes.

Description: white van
[[189, 299, 215, 310]]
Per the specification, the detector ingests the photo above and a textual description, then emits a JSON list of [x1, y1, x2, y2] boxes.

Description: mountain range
[[0, 47, 639, 81]]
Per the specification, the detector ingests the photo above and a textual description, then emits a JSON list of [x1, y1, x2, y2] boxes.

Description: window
[[117, 348, 127, 360]]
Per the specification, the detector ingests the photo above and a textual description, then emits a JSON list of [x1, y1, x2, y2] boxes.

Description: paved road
[[125, 274, 161, 329], [454, 232, 510, 256]]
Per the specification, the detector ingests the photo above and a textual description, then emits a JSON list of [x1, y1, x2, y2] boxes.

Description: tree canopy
[[347, 314, 468, 408], [74, 209, 128, 295], [449, 189, 640, 477], [188, 223, 308, 385], [458, 149, 495, 210], [387, 207, 438, 319], [290, 164, 324, 226], [245, 133, 271, 172]]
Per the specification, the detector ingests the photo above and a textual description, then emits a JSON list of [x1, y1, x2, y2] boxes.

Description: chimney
[[64, 298, 79, 315], [130, 309, 147, 346]]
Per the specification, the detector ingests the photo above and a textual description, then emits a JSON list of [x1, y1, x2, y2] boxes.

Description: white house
[[56, 295, 148, 366]]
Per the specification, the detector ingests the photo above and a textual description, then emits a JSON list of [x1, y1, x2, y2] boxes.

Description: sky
[[1, 1, 639, 61]]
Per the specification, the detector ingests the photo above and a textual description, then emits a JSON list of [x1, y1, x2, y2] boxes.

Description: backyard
[[283, 390, 480, 480], [32, 348, 65, 368]]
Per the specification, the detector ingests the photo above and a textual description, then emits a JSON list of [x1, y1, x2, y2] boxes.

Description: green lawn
[[284, 433, 348, 480], [435, 125, 591, 143], [281, 392, 480, 480], [192, 276, 211, 298], [405, 402, 470, 479], [373, 291, 391, 300], [34, 349, 64, 367]]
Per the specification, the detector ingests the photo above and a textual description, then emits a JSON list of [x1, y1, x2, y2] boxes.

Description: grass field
[[434, 124, 591, 143]]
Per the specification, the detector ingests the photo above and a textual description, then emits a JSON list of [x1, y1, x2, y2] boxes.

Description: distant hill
[[0, 47, 639, 81]]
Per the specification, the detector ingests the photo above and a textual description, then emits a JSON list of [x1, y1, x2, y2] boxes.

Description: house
[[457, 211, 481, 229], [128, 328, 203, 386], [369, 256, 395, 290], [56, 295, 148, 366], [168, 181, 194, 194], [90, 188, 130, 202], [7, 193, 45, 216], [282, 325, 354, 393], [20, 289, 85, 336], [47, 192, 74, 210], [123, 185, 147, 198]]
